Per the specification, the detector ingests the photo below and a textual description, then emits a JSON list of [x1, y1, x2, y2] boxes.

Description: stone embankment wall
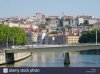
[[0, 52, 31, 65]]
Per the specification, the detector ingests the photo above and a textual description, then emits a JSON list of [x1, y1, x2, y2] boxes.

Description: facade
[[78, 18, 84, 25], [47, 16, 60, 32], [88, 18, 97, 25], [32, 32, 38, 44], [32, 13, 46, 25], [67, 35, 79, 44], [8, 23, 20, 27], [36, 13, 46, 25], [48, 34, 66, 45], [76, 16, 93, 25], [65, 27, 79, 36], [96, 19, 100, 24], [61, 16, 76, 27], [93, 24, 100, 29]]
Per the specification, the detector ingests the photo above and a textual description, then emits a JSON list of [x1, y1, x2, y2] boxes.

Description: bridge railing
[[65, 43, 100, 45], [24, 43, 100, 48]]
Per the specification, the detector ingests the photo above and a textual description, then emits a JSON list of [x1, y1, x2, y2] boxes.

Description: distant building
[[65, 27, 79, 36], [32, 32, 38, 44], [47, 16, 60, 32], [88, 18, 97, 25], [76, 16, 93, 25], [96, 18, 100, 24], [61, 16, 76, 27], [27, 33, 32, 45], [36, 13, 46, 25], [31, 13, 46, 25], [77, 16, 93, 19], [93, 24, 100, 29], [8, 23, 20, 27], [67, 35, 79, 44]]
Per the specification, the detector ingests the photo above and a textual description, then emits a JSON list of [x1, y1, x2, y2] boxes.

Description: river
[[0, 49, 100, 67]]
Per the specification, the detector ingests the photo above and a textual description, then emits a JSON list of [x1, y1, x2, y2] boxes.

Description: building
[[47, 16, 60, 32], [67, 35, 79, 44], [31, 13, 46, 25], [61, 16, 76, 27], [36, 13, 46, 25], [93, 24, 100, 29], [32, 32, 38, 44], [88, 18, 97, 25], [8, 23, 20, 27], [48, 34, 66, 45], [96, 18, 100, 24], [76, 16, 93, 25]]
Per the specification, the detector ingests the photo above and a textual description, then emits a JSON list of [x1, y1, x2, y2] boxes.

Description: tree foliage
[[83, 20, 89, 26], [38, 24, 46, 31], [79, 29, 100, 43], [0, 24, 27, 47], [50, 31, 58, 34]]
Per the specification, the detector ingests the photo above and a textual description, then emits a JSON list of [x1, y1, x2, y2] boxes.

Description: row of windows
[[68, 41, 78, 42], [68, 38, 79, 40], [68, 37, 79, 39]]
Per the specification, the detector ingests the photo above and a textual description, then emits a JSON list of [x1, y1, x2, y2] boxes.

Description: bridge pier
[[5, 52, 14, 64], [64, 52, 70, 65]]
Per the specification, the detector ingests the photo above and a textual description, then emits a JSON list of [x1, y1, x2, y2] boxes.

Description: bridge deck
[[4, 44, 100, 53]]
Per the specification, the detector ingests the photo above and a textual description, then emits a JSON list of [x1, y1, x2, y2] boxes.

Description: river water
[[0, 49, 100, 67]]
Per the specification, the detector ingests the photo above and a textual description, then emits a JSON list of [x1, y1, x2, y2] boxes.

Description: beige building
[[67, 35, 79, 44]]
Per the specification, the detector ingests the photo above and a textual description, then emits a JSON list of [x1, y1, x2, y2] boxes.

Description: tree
[[83, 20, 89, 26], [0, 24, 27, 47], [79, 29, 100, 43], [50, 31, 58, 34], [38, 24, 46, 31]]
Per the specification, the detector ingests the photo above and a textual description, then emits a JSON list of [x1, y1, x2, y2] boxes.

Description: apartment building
[[67, 35, 79, 44], [76, 16, 93, 25], [46, 16, 60, 32], [61, 16, 75, 27], [36, 13, 46, 25]]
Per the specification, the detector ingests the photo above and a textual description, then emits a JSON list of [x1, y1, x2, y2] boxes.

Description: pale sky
[[0, 0, 100, 18]]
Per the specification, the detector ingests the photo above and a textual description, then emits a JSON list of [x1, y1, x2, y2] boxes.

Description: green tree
[[83, 20, 89, 26], [50, 31, 58, 34], [0, 24, 27, 47], [38, 24, 46, 31], [79, 29, 100, 43]]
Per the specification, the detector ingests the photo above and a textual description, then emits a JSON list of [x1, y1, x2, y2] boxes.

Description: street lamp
[[6, 36, 8, 49], [13, 33, 15, 46], [13, 38, 14, 46], [96, 29, 97, 45]]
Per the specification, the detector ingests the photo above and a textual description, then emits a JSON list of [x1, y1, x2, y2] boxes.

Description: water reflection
[[0, 49, 100, 67]]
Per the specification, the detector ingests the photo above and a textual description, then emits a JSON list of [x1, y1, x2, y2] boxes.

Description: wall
[[0, 52, 31, 65]]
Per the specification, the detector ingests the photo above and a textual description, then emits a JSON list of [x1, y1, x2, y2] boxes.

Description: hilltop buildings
[[0, 13, 100, 45]]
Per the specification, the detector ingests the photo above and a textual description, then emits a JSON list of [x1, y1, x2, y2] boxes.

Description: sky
[[0, 0, 100, 18]]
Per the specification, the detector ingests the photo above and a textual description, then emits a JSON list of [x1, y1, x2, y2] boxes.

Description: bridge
[[3, 44, 100, 65], [4, 44, 100, 53]]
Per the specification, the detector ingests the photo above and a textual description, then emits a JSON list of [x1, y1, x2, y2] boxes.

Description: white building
[[78, 18, 84, 24], [32, 32, 38, 43], [8, 23, 20, 27], [88, 18, 97, 25]]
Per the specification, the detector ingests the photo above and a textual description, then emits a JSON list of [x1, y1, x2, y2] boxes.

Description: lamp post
[[7, 36, 8, 49], [96, 29, 97, 45], [13, 38, 14, 46], [13, 33, 15, 46]]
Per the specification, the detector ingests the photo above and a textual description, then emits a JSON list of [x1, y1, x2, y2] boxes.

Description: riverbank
[[0, 52, 31, 65]]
